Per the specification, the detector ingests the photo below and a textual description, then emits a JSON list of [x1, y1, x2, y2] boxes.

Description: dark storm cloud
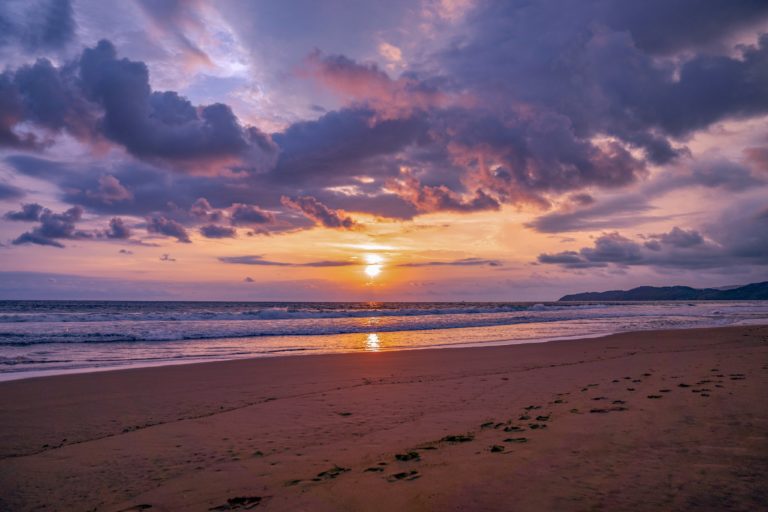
[[199, 224, 237, 239], [451, 2, 768, 139], [397, 258, 503, 268], [281, 195, 358, 229], [0, 40, 275, 168], [4, 203, 43, 221], [219, 255, 355, 267], [78, 40, 275, 166], [270, 107, 427, 186], [0, 57, 96, 149], [600, 0, 768, 55], [2, 2, 768, 235], [146, 215, 191, 243], [0, 0, 76, 51], [11, 205, 90, 248]]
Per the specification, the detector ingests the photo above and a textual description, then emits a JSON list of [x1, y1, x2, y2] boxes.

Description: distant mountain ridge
[[559, 281, 768, 301]]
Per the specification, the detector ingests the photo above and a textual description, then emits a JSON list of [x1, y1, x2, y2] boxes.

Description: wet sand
[[0, 325, 767, 511]]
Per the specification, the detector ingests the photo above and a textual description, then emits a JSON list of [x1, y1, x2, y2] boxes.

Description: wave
[[0, 302, 598, 324]]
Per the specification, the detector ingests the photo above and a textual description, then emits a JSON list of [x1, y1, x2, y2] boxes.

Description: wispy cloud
[[219, 255, 356, 267], [397, 258, 502, 267]]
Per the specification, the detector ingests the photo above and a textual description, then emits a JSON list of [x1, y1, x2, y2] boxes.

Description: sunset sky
[[1, 0, 767, 300]]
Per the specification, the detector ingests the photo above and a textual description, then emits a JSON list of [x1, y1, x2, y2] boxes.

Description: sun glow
[[364, 253, 383, 278]]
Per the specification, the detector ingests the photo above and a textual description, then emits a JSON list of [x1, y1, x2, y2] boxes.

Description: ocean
[[1, 300, 767, 381]]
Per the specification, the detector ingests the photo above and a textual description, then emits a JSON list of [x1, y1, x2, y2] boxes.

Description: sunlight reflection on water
[[365, 333, 380, 352]]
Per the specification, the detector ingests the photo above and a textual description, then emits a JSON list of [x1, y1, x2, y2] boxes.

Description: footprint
[[314, 465, 350, 480], [394, 452, 420, 462], [209, 496, 262, 511], [388, 470, 420, 482], [441, 434, 474, 443], [490, 445, 505, 453], [503, 437, 528, 443], [647, 395, 662, 399]]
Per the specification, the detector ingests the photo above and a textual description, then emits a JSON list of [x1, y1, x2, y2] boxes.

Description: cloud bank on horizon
[[0, 0, 767, 300]]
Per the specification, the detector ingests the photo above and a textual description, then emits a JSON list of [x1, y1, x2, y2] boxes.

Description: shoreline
[[2, 321, 765, 384], [1, 324, 766, 511]]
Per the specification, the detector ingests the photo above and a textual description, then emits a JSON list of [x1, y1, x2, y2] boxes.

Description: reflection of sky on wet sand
[[365, 333, 380, 352]]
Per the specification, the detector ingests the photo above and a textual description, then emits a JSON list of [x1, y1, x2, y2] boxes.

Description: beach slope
[[0, 325, 767, 511]]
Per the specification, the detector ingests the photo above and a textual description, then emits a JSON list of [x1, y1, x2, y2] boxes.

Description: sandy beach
[[0, 325, 767, 511]]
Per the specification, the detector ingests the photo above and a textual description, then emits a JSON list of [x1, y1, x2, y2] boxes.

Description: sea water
[[1, 300, 766, 380]]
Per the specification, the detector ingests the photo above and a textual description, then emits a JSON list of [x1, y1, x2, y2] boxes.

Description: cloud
[[1, 4, 768, 260], [219, 255, 356, 267], [4, 203, 43, 221], [0, 181, 24, 200], [199, 224, 236, 238], [281, 195, 358, 229], [387, 171, 500, 213], [103, 217, 131, 239], [688, 160, 765, 192], [243, 276, 255, 282], [647, 227, 704, 248], [538, 204, 768, 271], [119, 248, 133, 255], [78, 40, 276, 167], [270, 106, 427, 187], [86, 175, 133, 204], [134, 0, 213, 70], [160, 253, 176, 262], [146, 215, 191, 243], [397, 258, 502, 267], [0, 39, 276, 169], [11, 205, 90, 248], [229, 203, 274, 225], [0, 0, 76, 51], [304, 51, 447, 116], [526, 195, 662, 233]]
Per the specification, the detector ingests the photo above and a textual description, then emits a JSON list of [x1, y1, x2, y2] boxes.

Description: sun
[[364, 253, 383, 278]]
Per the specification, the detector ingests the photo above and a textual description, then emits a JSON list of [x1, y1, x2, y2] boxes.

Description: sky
[[0, 0, 767, 301]]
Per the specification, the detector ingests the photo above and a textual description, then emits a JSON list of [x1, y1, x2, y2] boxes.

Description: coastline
[[3, 316, 765, 383], [1, 324, 767, 510]]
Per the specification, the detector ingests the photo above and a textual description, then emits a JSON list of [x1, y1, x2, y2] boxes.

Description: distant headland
[[559, 281, 768, 301]]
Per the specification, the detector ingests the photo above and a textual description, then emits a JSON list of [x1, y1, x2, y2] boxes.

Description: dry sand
[[0, 325, 767, 511]]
